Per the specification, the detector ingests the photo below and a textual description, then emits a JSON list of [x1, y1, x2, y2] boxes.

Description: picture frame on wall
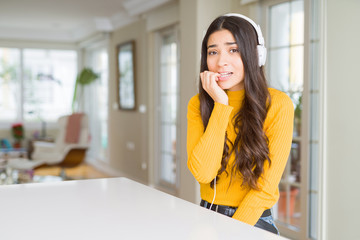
[[116, 40, 136, 110]]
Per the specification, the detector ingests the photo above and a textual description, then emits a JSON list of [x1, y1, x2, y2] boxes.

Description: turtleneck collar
[[226, 89, 245, 103]]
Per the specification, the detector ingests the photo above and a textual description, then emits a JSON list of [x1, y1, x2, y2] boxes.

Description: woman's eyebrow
[[207, 42, 237, 48], [226, 42, 237, 45]]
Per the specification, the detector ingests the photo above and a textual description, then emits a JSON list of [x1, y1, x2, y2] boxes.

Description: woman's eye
[[230, 48, 239, 53], [208, 51, 217, 55]]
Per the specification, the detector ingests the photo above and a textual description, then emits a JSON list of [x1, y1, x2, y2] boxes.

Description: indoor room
[[0, 0, 359, 239]]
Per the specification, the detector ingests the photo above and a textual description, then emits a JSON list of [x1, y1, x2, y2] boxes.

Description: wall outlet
[[126, 141, 135, 150], [139, 104, 147, 113]]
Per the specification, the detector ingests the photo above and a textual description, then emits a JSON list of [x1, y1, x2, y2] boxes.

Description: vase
[[278, 188, 299, 217], [13, 140, 22, 149]]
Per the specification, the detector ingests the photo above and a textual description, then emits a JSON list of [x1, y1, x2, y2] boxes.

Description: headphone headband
[[223, 13, 267, 66]]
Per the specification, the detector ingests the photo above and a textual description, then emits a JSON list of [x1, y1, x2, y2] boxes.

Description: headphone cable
[[209, 177, 216, 210]]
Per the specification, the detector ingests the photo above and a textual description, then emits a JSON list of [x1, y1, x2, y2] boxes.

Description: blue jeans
[[200, 200, 279, 235], [254, 214, 279, 235]]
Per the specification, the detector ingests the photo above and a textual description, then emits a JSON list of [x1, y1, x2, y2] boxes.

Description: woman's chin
[[218, 83, 231, 91], [217, 81, 244, 91]]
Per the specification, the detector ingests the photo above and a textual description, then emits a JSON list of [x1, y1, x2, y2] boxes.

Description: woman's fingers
[[201, 71, 219, 91], [200, 71, 228, 105]]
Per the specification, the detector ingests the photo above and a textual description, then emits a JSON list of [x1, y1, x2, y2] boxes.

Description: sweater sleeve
[[232, 92, 294, 225], [187, 95, 234, 184]]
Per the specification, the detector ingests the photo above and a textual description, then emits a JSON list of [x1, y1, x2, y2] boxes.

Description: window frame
[[260, 0, 312, 239], [83, 43, 110, 163], [153, 25, 181, 195], [0, 43, 78, 131], [261, 0, 325, 239]]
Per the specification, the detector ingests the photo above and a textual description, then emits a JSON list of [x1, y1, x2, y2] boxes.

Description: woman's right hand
[[200, 71, 228, 105]]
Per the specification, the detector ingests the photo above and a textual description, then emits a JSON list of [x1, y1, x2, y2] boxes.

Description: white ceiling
[[0, 0, 174, 42]]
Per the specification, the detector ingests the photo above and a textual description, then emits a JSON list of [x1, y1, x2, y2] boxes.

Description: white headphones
[[224, 13, 267, 67]]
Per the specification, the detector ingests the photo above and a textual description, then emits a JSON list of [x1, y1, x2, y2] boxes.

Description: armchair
[[31, 113, 90, 179]]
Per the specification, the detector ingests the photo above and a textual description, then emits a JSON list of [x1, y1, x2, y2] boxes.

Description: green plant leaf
[[72, 67, 99, 112]]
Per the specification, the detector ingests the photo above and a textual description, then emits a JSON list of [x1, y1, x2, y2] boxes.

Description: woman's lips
[[217, 72, 233, 81]]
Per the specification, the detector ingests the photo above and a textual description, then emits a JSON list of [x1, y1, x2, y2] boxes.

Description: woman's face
[[206, 29, 245, 91]]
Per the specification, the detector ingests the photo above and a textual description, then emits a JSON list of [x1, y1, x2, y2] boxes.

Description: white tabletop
[[0, 177, 288, 240]]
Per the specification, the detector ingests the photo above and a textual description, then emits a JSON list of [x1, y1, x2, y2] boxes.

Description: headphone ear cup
[[257, 45, 267, 67]]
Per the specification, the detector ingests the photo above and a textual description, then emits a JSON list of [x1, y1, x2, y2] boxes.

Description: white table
[[0, 177, 288, 240]]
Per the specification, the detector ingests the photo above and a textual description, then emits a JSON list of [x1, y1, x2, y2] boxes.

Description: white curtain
[[81, 46, 109, 162]]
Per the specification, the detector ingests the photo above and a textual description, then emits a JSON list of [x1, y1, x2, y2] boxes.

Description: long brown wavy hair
[[199, 15, 271, 190]]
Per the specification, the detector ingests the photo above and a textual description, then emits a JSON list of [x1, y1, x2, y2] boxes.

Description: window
[[268, 0, 304, 228], [23, 49, 77, 122], [265, 0, 305, 237], [264, 0, 322, 239], [154, 26, 180, 192], [0, 48, 20, 122], [83, 47, 109, 161], [0, 47, 77, 125]]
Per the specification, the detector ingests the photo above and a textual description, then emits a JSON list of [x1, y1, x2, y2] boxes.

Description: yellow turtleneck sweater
[[187, 88, 294, 225]]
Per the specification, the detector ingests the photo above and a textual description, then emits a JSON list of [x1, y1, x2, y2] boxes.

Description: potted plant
[[278, 187, 299, 217], [294, 95, 302, 136], [71, 67, 99, 112], [278, 182, 300, 218], [11, 123, 24, 148]]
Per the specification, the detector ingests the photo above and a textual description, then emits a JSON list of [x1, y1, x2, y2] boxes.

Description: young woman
[[187, 14, 294, 234]]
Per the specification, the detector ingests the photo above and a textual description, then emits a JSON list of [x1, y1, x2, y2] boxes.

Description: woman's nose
[[217, 52, 229, 66]]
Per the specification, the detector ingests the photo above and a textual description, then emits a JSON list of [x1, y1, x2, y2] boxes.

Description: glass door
[[154, 26, 180, 193], [84, 47, 109, 162], [263, 0, 322, 239], [266, 0, 305, 236]]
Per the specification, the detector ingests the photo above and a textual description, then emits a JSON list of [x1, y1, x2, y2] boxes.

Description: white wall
[[107, 19, 149, 184], [178, 0, 199, 202], [325, 0, 360, 239]]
